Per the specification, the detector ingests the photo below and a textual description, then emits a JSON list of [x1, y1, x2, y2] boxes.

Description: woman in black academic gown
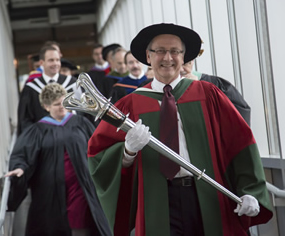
[[6, 83, 111, 236]]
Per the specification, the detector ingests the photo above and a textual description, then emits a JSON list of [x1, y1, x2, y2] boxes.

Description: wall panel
[[174, 0, 191, 28], [132, 0, 143, 32], [0, 1, 18, 176], [190, 0, 213, 75], [161, 0, 176, 23], [210, 0, 235, 84], [267, 0, 285, 158], [115, 5, 126, 48], [124, 0, 137, 49], [141, 0, 153, 27], [150, 0, 164, 23]]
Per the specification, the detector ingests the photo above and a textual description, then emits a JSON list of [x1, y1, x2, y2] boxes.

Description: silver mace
[[63, 72, 242, 205]]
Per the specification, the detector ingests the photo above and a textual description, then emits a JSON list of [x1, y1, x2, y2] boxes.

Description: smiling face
[[41, 49, 61, 77], [44, 95, 67, 121], [146, 34, 185, 84]]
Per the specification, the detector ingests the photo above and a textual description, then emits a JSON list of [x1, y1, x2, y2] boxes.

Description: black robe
[[17, 74, 78, 136], [109, 75, 148, 104], [200, 74, 251, 126], [8, 114, 112, 236], [87, 70, 118, 98]]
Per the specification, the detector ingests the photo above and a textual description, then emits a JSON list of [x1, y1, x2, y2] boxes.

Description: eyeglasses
[[148, 49, 184, 56]]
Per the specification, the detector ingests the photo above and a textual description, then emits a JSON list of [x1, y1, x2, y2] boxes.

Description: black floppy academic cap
[[60, 58, 77, 70], [102, 43, 122, 61], [130, 23, 201, 66]]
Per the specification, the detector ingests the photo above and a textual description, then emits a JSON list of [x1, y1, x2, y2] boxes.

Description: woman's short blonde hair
[[39, 83, 67, 107]]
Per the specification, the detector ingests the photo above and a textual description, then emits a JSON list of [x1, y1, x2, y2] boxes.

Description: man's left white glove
[[234, 195, 260, 217]]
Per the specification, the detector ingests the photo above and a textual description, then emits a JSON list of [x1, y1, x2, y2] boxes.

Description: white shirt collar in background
[[95, 61, 109, 69], [42, 73, 59, 84], [129, 70, 145, 80]]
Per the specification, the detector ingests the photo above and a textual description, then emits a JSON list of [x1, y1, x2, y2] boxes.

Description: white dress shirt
[[123, 75, 193, 177], [42, 73, 59, 84]]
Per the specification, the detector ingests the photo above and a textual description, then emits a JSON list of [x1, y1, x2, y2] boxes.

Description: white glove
[[125, 119, 151, 153], [234, 195, 260, 217]]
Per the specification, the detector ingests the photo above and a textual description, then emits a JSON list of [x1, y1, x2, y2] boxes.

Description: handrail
[[0, 177, 11, 229], [266, 182, 285, 198], [0, 129, 17, 231]]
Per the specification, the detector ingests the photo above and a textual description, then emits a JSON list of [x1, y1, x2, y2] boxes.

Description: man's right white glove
[[125, 119, 151, 153]]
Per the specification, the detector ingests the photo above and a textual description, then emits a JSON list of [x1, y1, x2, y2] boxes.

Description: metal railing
[[266, 182, 285, 207], [0, 178, 11, 234], [266, 182, 285, 198], [0, 129, 17, 235]]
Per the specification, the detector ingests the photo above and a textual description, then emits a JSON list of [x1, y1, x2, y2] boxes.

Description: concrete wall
[[0, 1, 19, 177]]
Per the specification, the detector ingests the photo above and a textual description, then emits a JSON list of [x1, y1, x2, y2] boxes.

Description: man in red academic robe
[[88, 23, 273, 236]]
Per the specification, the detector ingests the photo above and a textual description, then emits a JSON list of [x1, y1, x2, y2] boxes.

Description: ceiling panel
[[10, 0, 93, 8], [7, 0, 100, 75]]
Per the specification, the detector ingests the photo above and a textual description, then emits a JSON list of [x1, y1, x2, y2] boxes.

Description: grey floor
[[4, 190, 31, 236], [4, 190, 134, 236]]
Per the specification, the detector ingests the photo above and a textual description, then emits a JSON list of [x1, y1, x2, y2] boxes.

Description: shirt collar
[[151, 75, 182, 92], [128, 70, 145, 80], [42, 73, 59, 84], [95, 61, 109, 69]]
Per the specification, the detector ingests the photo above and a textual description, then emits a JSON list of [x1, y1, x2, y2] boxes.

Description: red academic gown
[[88, 79, 273, 236]]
